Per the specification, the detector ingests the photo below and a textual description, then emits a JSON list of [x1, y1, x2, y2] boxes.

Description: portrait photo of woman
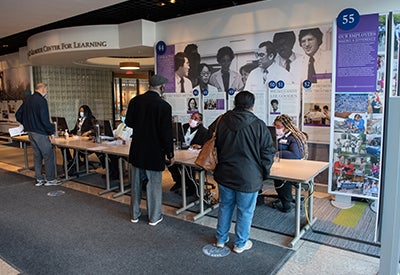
[[187, 97, 198, 112]]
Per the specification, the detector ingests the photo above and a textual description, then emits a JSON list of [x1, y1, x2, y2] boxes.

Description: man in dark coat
[[125, 74, 174, 226]]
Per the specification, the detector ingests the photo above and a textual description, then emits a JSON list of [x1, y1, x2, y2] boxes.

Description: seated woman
[[270, 114, 308, 213], [168, 111, 208, 196], [65, 105, 96, 165]]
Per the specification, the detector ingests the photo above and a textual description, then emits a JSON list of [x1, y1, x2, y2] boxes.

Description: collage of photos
[[330, 14, 389, 199], [158, 24, 332, 131], [331, 90, 383, 198]]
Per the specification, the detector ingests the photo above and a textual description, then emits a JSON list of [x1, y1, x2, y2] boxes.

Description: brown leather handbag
[[194, 115, 222, 171]]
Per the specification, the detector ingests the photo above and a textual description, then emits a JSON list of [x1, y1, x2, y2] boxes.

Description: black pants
[[168, 164, 196, 193], [274, 179, 293, 208], [97, 153, 119, 178]]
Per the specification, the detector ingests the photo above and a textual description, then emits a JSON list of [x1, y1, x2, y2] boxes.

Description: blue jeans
[[216, 184, 258, 248]]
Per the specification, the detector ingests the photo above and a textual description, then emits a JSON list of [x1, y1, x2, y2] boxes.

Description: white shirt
[[113, 123, 132, 141], [244, 62, 296, 92], [175, 74, 193, 93]]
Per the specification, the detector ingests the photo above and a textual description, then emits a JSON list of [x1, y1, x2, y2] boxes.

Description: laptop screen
[[172, 122, 185, 143], [51, 116, 69, 132]]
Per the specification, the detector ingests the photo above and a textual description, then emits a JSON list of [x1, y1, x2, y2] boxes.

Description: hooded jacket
[[211, 109, 276, 193]]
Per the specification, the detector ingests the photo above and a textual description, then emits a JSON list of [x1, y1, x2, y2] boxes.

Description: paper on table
[[8, 125, 25, 137]]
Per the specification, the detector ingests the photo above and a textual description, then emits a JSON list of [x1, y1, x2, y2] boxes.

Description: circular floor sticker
[[47, 190, 66, 197], [202, 244, 230, 257]]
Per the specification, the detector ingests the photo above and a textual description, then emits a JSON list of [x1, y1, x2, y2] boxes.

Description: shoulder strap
[[213, 114, 223, 136]]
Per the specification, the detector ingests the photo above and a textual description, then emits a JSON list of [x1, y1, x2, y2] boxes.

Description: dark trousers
[[168, 164, 196, 192], [274, 179, 293, 208], [97, 153, 119, 178]]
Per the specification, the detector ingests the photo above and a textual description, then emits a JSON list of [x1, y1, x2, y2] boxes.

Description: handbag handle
[[212, 115, 223, 138]]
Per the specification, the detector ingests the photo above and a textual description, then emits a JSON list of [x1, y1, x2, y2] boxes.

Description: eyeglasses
[[255, 52, 266, 58], [200, 72, 211, 77]]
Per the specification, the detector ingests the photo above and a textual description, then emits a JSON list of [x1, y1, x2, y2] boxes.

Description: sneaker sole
[[148, 217, 163, 226], [233, 240, 253, 253], [44, 181, 62, 186]]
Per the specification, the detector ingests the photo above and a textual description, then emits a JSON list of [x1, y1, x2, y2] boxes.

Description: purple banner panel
[[156, 45, 176, 93], [336, 13, 379, 93]]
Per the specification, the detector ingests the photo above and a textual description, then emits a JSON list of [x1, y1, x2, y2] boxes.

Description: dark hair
[[216, 46, 235, 63], [273, 31, 296, 47], [258, 41, 277, 58], [79, 105, 93, 118], [198, 63, 212, 75], [239, 63, 258, 75], [234, 91, 255, 109], [187, 98, 198, 110], [298, 28, 323, 47], [274, 114, 308, 159], [184, 44, 198, 55], [191, 111, 203, 121], [175, 52, 188, 72], [271, 99, 278, 105]]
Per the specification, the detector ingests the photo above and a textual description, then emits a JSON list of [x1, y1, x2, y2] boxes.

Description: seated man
[[169, 111, 208, 196]]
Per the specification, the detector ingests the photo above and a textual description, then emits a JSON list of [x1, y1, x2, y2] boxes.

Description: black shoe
[[170, 183, 181, 192], [256, 195, 265, 206], [268, 200, 293, 213]]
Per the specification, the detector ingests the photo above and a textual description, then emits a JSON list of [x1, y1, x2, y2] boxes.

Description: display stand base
[[369, 199, 378, 213], [331, 194, 354, 209]]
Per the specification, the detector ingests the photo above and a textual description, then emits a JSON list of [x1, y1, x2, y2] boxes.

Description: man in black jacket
[[16, 83, 61, 186], [125, 74, 174, 226], [169, 111, 208, 196], [210, 91, 276, 253]]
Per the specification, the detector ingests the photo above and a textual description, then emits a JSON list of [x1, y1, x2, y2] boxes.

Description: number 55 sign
[[337, 8, 360, 30]]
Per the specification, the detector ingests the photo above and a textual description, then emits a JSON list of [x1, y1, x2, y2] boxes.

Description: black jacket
[[182, 123, 208, 146], [70, 115, 96, 136], [125, 90, 174, 171], [16, 92, 54, 136], [210, 109, 276, 193]]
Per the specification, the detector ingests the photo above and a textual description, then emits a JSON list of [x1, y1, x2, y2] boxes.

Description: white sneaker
[[233, 240, 253, 254], [130, 218, 139, 223], [44, 179, 62, 186], [148, 216, 163, 226], [215, 237, 229, 248], [35, 180, 45, 187]]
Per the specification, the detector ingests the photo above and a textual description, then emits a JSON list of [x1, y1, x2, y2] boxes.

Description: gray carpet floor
[[0, 169, 293, 275], [76, 173, 381, 257]]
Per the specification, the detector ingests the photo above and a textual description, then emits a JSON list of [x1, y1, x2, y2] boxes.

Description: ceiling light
[[119, 62, 140, 70]]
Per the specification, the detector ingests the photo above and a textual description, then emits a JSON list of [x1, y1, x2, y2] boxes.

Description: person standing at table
[[125, 74, 174, 226], [209, 90, 275, 253], [15, 83, 61, 186], [270, 114, 308, 213]]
